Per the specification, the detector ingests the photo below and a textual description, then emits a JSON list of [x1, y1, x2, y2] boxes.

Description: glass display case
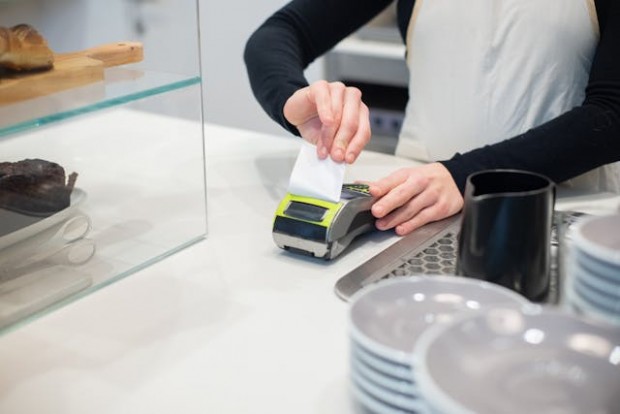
[[0, 0, 207, 333]]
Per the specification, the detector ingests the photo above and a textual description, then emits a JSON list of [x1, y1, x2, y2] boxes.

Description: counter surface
[[0, 112, 618, 414]]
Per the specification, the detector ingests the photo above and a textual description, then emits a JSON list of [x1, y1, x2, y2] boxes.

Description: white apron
[[396, 0, 620, 193]]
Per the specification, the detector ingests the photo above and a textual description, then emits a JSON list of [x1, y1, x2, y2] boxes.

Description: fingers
[[329, 87, 370, 163], [344, 102, 371, 164], [313, 81, 340, 155], [368, 168, 411, 199], [390, 195, 461, 235], [370, 163, 465, 236], [315, 134, 329, 159], [393, 206, 440, 236], [375, 186, 435, 231], [284, 81, 333, 158], [373, 175, 432, 225], [376, 190, 458, 236], [285, 80, 370, 164]]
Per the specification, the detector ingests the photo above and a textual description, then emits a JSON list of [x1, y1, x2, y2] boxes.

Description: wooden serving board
[[0, 41, 143, 105]]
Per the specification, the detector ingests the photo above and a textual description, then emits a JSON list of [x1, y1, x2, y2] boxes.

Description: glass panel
[[0, 82, 206, 335], [0, 0, 206, 335], [0, 68, 201, 138]]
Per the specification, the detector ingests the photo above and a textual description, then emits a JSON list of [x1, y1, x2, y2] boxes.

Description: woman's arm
[[243, 0, 394, 136], [441, 0, 620, 192]]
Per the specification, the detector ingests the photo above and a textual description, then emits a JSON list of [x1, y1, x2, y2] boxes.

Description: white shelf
[[325, 36, 408, 88], [333, 36, 406, 60]]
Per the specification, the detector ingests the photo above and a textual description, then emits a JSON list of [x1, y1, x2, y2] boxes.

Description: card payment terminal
[[272, 184, 376, 260]]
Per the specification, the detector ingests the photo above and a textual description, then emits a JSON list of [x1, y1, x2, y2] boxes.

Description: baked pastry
[[0, 159, 77, 215], [0, 24, 54, 71]]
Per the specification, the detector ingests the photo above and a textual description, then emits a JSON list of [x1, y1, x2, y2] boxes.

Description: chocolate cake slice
[[0, 159, 78, 216]]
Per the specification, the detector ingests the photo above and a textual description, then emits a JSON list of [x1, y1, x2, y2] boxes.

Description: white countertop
[[0, 115, 618, 414]]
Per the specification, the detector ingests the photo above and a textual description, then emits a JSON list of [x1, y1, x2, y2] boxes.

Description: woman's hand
[[368, 163, 464, 236], [283, 80, 371, 164]]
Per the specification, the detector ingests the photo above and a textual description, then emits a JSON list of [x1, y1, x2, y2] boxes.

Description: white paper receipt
[[287, 140, 345, 203]]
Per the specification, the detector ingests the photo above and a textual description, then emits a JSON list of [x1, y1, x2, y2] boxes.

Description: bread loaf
[[0, 24, 54, 71]]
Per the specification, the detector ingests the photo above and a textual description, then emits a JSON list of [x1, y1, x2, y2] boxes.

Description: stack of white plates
[[347, 276, 529, 414], [413, 306, 620, 414], [565, 214, 620, 325]]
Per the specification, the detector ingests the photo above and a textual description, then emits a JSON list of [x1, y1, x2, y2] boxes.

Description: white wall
[[0, 0, 323, 135], [0, 0, 132, 53], [199, 0, 323, 137]]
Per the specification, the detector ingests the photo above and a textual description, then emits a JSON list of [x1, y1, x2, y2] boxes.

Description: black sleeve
[[243, 0, 394, 136], [441, 0, 620, 193]]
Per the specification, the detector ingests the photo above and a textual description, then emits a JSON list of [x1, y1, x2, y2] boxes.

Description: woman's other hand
[[368, 163, 464, 236], [283, 80, 371, 164]]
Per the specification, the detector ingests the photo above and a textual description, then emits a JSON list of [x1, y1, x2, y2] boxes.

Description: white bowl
[[413, 306, 620, 414], [572, 214, 620, 267], [348, 276, 529, 364]]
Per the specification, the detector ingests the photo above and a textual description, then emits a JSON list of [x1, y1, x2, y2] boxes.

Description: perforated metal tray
[[334, 211, 587, 303]]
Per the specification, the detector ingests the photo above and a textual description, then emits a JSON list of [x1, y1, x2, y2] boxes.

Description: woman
[[244, 0, 620, 235]]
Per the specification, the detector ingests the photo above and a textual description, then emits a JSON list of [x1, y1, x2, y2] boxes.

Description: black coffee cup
[[456, 169, 555, 301]]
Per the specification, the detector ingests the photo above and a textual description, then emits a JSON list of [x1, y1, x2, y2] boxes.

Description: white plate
[[573, 247, 620, 285], [350, 379, 421, 414], [351, 363, 426, 413], [414, 306, 620, 414], [351, 347, 418, 397], [568, 283, 620, 326], [573, 277, 620, 317], [348, 276, 529, 364], [573, 214, 620, 267], [0, 188, 87, 251], [572, 259, 620, 298], [351, 340, 413, 382]]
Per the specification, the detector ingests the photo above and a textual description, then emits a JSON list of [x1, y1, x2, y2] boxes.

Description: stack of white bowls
[[412, 306, 620, 414], [347, 276, 529, 414], [565, 214, 620, 326]]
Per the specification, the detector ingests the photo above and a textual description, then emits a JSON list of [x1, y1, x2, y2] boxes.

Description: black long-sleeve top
[[244, 0, 620, 193]]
